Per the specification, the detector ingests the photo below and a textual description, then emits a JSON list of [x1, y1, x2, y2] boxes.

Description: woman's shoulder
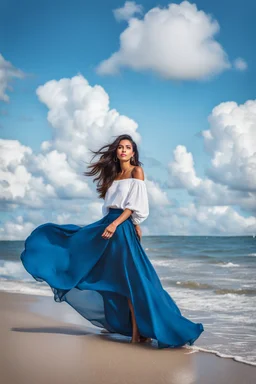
[[131, 166, 145, 181]]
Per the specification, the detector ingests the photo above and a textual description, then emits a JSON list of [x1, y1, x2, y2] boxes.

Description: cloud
[[139, 200, 256, 236], [32, 150, 92, 199], [167, 145, 201, 189], [1, 74, 141, 208], [36, 74, 141, 167], [167, 99, 256, 224], [0, 53, 25, 102], [96, 1, 233, 80], [168, 145, 256, 214], [0, 216, 35, 241], [233, 57, 248, 71], [0, 139, 56, 209], [176, 203, 256, 235], [202, 100, 256, 192], [1, 73, 255, 238], [146, 179, 171, 206], [0, 74, 142, 238], [113, 1, 143, 22]]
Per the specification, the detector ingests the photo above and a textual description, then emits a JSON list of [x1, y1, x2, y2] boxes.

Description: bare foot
[[139, 335, 152, 343]]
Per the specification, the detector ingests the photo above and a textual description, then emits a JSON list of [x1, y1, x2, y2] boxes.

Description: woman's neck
[[119, 164, 135, 174], [116, 165, 135, 180]]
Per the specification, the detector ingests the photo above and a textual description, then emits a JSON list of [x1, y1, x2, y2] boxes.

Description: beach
[[0, 291, 255, 384], [1, 237, 256, 366]]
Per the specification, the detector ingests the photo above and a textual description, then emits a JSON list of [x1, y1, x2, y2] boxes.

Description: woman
[[20, 133, 204, 347]]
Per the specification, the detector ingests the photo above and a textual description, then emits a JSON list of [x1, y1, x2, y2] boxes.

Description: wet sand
[[0, 291, 255, 384]]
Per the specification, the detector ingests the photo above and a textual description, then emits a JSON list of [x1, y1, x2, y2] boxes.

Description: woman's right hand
[[101, 222, 117, 239]]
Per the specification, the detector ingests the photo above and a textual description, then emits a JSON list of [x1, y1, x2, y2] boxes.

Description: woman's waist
[[108, 208, 124, 215]]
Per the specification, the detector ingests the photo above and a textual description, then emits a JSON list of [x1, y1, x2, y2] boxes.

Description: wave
[[215, 262, 240, 267], [0, 279, 51, 296], [175, 280, 214, 290], [185, 345, 256, 367], [151, 260, 171, 267], [0, 260, 24, 277], [161, 278, 215, 291], [214, 288, 256, 295], [161, 279, 256, 296]]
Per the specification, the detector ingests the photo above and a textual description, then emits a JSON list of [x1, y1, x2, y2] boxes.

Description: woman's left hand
[[102, 222, 117, 239], [134, 225, 142, 241]]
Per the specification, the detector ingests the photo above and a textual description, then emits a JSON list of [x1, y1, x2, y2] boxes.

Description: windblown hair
[[83, 134, 142, 199]]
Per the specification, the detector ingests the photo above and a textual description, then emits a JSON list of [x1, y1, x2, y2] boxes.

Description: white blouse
[[102, 178, 149, 225]]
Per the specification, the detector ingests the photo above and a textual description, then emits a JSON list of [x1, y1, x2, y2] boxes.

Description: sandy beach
[[0, 291, 255, 384]]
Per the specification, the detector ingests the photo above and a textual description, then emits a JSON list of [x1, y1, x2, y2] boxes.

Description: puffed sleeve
[[124, 180, 149, 225]]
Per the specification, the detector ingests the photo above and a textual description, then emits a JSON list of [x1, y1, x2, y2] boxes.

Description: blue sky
[[0, 0, 255, 237]]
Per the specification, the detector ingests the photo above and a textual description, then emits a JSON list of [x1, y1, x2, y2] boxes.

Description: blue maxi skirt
[[20, 208, 204, 348]]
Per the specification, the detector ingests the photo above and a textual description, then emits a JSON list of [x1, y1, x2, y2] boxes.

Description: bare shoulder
[[132, 166, 145, 181]]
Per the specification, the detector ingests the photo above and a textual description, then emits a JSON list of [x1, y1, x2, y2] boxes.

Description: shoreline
[[0, 291, 255, 384], [1, 288, 255, 367]]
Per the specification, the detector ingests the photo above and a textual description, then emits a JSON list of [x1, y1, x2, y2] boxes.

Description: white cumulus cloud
[[202, 100, 256, 192], [166, 99, 256, 233], [0, 140, 57, 209], [0, 216, 35, 241], [97, 1, 234, 80], [1, 73, 255, 238], [0, 75, 142, 238], [32, 150, 92, 199], [146, 179, 171, 206], [167, 145, 201, 189], [167, 144, 256, 214], [233, 57, 248, 71], [0, 53, 25, 102], [36, 74, 141, 168], [113, 1, 143, 22]]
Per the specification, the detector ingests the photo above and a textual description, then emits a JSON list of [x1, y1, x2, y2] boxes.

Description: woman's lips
[[121, 154, 126, 157]]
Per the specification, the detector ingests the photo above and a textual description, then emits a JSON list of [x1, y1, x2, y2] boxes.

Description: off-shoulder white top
[[102, 178, 149, 225]]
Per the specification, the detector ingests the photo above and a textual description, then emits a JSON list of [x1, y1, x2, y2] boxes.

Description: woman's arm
[[134, 224, 142, 241], [112, 208, 133, 227], [101, 208, 133, 240]]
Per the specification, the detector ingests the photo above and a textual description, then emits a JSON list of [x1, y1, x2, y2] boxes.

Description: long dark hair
[[83, 134, 142, 199]]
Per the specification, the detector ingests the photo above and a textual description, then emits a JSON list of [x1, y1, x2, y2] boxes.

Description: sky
[[0, 0, 255, 238]]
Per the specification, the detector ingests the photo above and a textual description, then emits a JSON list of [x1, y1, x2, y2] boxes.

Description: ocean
[[0, 236, 255, 366]]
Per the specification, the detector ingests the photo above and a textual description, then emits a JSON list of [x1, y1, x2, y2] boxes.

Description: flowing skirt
[[20, 208, 204, 348]]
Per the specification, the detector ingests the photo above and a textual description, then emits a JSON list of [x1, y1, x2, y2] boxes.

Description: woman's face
[[116, 140, 134, 162]]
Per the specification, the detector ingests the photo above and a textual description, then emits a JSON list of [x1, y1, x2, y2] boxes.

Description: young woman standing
[[21, 134, 204, 348]]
